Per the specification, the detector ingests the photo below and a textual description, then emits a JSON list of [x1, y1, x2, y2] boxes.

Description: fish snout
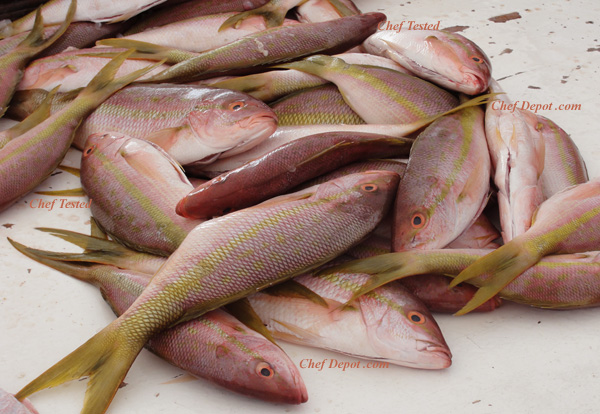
[[461, 70, 490, 95], [237, 111, 278, 129], [416, 340, 453, 368]]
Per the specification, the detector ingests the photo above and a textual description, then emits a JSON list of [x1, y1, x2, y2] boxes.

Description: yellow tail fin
[[17, 0, 76, 55], [15, 324, 142, 414], [450, 240, 541, 315]]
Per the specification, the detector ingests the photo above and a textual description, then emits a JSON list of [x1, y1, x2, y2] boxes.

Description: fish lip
[[237, 113, 278, 129], [416, 340, 453, 360], [461, 68, 489, 94]]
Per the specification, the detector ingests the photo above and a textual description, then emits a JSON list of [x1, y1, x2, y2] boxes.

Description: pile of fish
[[0, 0, 594, 412]]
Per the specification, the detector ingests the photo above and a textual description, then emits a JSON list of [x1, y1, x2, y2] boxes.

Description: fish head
[[82, 131, 129, 161], [186, 89, 278, 159], [393, 173, 457, 251], [315, 170, 400, 224], [427, 32, 492, 95], [82, 132, 191, 187], [207, 311, 308, 404], [366, 30, 491, 95], [358, 282, 452, 369]]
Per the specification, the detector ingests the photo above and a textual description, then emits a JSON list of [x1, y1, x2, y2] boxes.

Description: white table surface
[[1, 0, 600, 413]]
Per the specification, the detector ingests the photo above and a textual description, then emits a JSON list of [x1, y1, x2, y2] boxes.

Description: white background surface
[[1, 0, 600, 413]]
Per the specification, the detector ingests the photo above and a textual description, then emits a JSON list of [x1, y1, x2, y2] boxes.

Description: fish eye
[[256, 362, 274, 378], [228, 101, 246, 111], [471, 56, 483, 63], [408, 311, 426, 324], [361, 184, 378, 192], [83, 144, 97, 158], [411, 213, 426, 229]]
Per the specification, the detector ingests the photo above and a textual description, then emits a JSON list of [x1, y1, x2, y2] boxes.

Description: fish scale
[[275, 54, 458, 124], [249, 257, 452, 369], [393, 104, 490, 251], [70, 84, 277, 155], [16, 171, 398, 414], [125, 0, 270, 34], [0, 52, 161, 212], [271, 84, 365, 125], [81, 132, 204, 256], [138, 12, 386, 83], [327, 248, 600, 310]]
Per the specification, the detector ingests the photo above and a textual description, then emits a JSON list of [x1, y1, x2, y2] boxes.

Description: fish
[[125, 0, 269, 34], [296, 0, 360, 23], [34, 227, 168, 275], [218, 0, 309, 30], [6, 88, 76, 121], [15, 170, 399, 414], [446, 213, 501, 249], [117, 12, 387, 83], [319, 248, 600, 310], [536, 115, 588, 199], [363, 29, 492, 95], [270, 84, 365, 126], [249, 258, 452, 369], [114, 12, 299, 53], [449, 176, 600, 315], [274, 55, 458, 124], [16, 47, 170, 92], [0, 1, 75, 115], [74, 84, 278, 161], [392, 103, 490, 251], [398, 275, 502, 313], [198, 93, 495, 175], [344, 231, 502, 313], [0, 86, 56, 149], [0, 389, 38, 414], [294, 158, 407, 190], [8, 84, 278, 161], [485, 80, 545, 242], [0, 51, 163, 212], [9, 241, 308, 404], [3, 0, 167, 37], [80, 132, 204, 256], [177, 132, 413, 219], [7, 22, 134, 59], [211, 52, 409, 103]]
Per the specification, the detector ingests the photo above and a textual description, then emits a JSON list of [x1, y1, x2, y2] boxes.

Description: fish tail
[[95, 38, 195, 64], [17, 0, 76, 55], [75, 50, 165, 105], [450, 239, 541, 315], [8, 237, 99, 284], [15, 322, 142, 414], [272, 56, 333, 77], [90, 217, 109, 240], [5, 86, 59, 140], [33, 227, 164, 273], [317, 251, 462, 304], [219, 5, 286, 32], [212, 75, 271, 98], [35, 227, 125, 252]]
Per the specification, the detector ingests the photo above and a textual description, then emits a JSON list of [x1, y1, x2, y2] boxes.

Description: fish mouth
[[416, 340, 453, 368], [237, 113, 278, 129], [461, 69, 489, 94]]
